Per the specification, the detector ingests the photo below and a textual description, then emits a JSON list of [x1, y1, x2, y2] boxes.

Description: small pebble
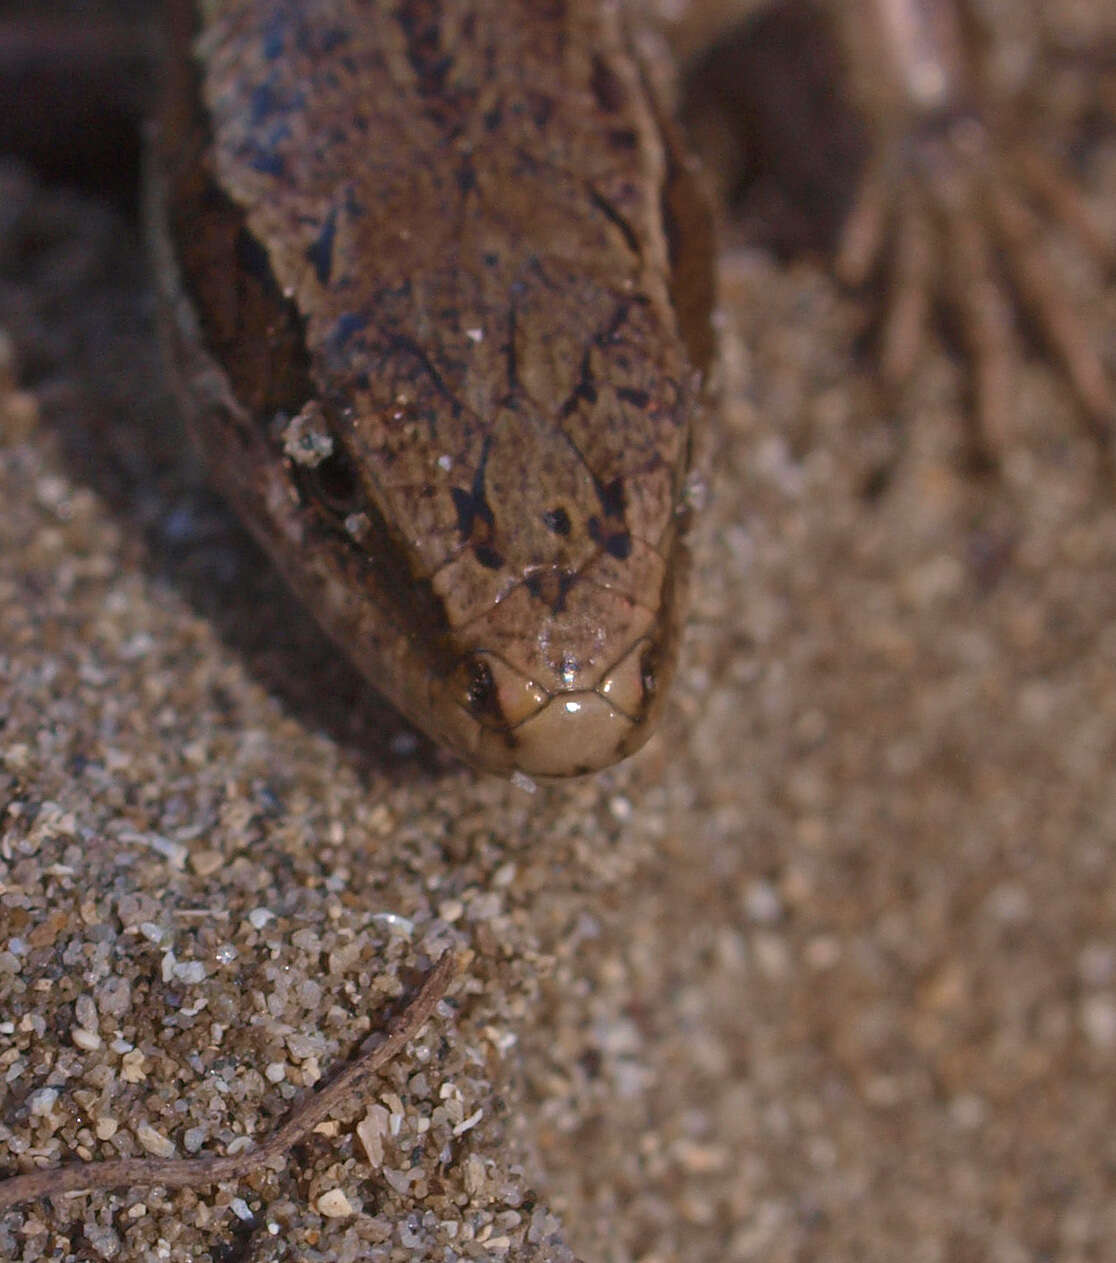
[[315, 1188, 354, 1218]]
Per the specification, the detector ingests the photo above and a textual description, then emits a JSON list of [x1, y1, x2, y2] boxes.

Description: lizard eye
[[299, 446, 365, 518]]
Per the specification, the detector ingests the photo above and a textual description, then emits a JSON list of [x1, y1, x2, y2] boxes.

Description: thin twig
[[0, 951, 456, 1212]]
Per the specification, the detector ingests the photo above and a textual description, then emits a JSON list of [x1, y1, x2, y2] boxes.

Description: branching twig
[[0, 951, 456, 1212]]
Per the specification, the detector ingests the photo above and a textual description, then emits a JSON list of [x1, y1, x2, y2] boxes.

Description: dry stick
[[0, 952, 456, 1213]]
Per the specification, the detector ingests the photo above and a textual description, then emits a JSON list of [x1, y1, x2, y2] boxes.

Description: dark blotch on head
[[589, 477, 630, 559], [344, 187, 366, 218], [452, 442, 501, 567], [452, 484, 494, 539], [526, 567, 577, 614], [527, 92, 553, 129], [590, 54, 626, 113], [262, 12, 286, 59], [250, 82, 282, 125], [330, 311, 370, 351], [249, 146, 285, 177], [599, 477, 626, 517], [398, 0, 453, 97], [306, 208, 338, 286], [542, 507, 571, 536], [474, 545, 505, 571], [589, 518, 632, 559], [320, 26, 350, 53], [617, 386, 650, 409], [451, 486, 474, 537]]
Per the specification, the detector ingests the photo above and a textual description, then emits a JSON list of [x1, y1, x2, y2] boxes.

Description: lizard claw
[[683, 0, 1116, 468]]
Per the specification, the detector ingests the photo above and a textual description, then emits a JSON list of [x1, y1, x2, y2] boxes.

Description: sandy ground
[[2, 2, 1115, 1260]]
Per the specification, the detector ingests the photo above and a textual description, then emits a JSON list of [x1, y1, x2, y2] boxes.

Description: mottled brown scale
[[151, 0, 714, 776]]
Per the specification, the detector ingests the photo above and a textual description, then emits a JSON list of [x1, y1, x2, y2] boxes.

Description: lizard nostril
[[463, 655, 499, 720]]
